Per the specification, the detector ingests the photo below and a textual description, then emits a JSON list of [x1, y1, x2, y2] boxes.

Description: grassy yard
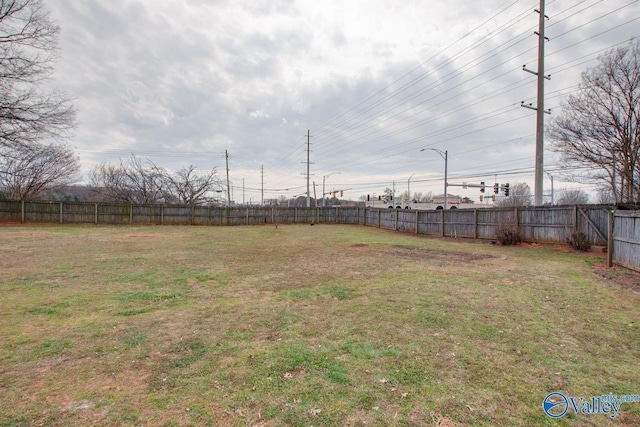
[[0, 224, 639, 426]]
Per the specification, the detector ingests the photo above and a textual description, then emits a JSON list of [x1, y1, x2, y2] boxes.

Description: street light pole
[[421, 148, 448, 209], [322, 172, 341, 207]]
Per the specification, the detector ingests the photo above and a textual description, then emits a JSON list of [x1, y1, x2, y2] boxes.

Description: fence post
[[441, 209, 445, 237], [94, 203, 98, 224], [607, 209, 614, 268], [336, 206, 339, 224], [474, 209, 478, 239], [60, 202, 64, 224], [161, 205, 164, 225], [377, 209, 381, 228], [21, 200, 25, 224], [129, 205, 133, 224], [246, 208, 249, 225], [395, 208, 398, 231]]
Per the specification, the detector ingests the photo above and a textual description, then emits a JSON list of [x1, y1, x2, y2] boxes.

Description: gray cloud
[[45, 0, 640, 201]]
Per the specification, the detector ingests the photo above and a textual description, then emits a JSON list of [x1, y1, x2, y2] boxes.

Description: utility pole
[[522, 0, 550, 206], [225, 150, 231, 206], [242, 177, 245, 205], [261, 165, 264, 205], [303, 129, 312, 208]]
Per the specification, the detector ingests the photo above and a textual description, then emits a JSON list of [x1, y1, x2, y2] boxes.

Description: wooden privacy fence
[[1, 200, 637, 270], [0, 200, 610, 242], [611, 211, 640, 272]]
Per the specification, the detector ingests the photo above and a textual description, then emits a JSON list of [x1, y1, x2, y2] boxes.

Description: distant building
[[365, 193, 491, 210]]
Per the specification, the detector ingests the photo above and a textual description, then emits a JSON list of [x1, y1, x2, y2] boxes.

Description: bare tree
[[414, 191, 433, 203], [494, 182, 532, 207], [596, 186, 616, 204], [0, 142, 79, 200], [161, 165, 221, 206], [548, 42, 640, 203], [556, 188, 590, 205], [0, 0, 75, 153], [90, 156, 165, 204]]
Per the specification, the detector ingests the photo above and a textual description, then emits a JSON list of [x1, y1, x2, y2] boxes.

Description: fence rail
[[1, 200, 636, 270]]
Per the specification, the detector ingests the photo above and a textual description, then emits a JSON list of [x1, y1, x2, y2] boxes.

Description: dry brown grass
[[1, 224, 639, 426]]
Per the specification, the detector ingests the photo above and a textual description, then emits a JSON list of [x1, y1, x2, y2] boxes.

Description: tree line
[[0, 1, 221, 205]]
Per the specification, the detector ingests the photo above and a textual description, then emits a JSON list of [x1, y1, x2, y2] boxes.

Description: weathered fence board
[[0, 200, 21, 222], [417, 210, 442, 236], [613, 211, 640, 272], [24, 201, 59, 223]]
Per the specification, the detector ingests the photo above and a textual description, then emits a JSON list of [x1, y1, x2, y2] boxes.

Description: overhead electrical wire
[[244, 1, 639, 198]]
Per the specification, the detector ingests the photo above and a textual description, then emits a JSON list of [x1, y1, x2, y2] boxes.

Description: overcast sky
[[46, 0, 640, 204]]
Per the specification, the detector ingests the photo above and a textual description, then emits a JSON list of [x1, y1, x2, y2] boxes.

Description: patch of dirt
[[387, 245, 494, 263], [594, 262, 640, 292], [431, 412, 457, 426]]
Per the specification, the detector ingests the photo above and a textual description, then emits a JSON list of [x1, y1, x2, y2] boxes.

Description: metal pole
[[322, 172, 340, 207], [420, 148, 447, 209], [225, 150, 231, 206], [444, 150, 448, 210], [306, 129, 311, 208], [322, 175, 326, 207], [534, 0, 546, 206]]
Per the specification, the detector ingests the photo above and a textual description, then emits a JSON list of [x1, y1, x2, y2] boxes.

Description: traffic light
[[480, 195, 484, 202], [340, 190, 344, 197], [492, 195, 496, 202], [493, 183, 499, 194], [504, 183, 510, 196], [367, 194, 370, 201], [480, 181, 485, 193]]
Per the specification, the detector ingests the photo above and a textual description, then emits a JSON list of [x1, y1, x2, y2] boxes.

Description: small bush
[[568, 231, 590, 252], [495, 226, 521, 246]]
